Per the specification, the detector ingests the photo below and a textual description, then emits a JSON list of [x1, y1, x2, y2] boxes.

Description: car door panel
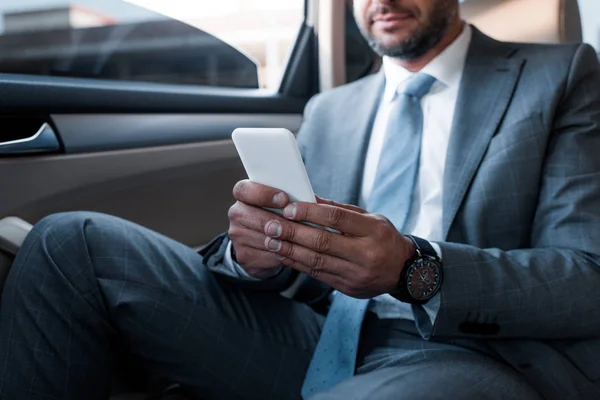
[[1, 140, 243, 248], [0, 74, 305, 248], [52, 113, 302, 152]]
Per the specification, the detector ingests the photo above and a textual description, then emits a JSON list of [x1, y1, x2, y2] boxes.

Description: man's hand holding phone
[[229, 127, 415, 297], [228, 180, 293, 279], [228, 180, 416, 298], [259, 196, 416, 298]]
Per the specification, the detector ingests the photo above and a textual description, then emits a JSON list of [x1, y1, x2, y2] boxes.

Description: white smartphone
[[231, 128, 316, 215]]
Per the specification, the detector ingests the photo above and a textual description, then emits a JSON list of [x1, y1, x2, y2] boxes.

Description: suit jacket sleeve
[[414, 44, 600, 340]]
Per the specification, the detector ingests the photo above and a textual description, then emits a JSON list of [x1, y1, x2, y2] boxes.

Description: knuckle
[[309, 253, 325, 271], [372, 219, 390, 239], [227, 202, 243, 221], [327, 207, 344, 227], [227, 226, 240, 239], [234, 247, 250, 264], [286, 223, 298, 241], [232, 180, 248, 199], [282, 244, 295, 259], [314, 232, 332, 252], [365, 249, 384, 267], [227, 204, 236, 220], [357, 270, 375, 287], [308, 267, 320, 278]]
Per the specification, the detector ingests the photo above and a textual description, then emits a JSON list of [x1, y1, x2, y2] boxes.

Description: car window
[[0, 0, 305, 89], [579, 0, 600, 52]]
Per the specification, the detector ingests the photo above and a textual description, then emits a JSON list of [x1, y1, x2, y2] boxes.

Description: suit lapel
[[442, 28, 525, 239], [330, 72, 385, 205]]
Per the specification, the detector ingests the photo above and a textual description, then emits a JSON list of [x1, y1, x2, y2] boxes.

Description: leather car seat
[[460, 0, 583, 43]]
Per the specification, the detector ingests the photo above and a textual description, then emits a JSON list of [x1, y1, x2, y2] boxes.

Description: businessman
[[1, 0, 600, 399]]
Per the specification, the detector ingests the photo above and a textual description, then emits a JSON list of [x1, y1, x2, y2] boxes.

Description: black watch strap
[[406, 235, 439, 260]]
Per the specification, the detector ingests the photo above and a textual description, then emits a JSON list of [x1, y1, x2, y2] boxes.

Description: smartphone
[[231, 128, 316, 215]]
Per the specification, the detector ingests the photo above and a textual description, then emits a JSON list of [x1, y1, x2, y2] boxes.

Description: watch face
[[406, 258, 442, 301]]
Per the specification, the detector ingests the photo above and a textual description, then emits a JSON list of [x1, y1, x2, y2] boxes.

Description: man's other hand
[[228, 180, 292, 279], [262, 196, 416, 298]]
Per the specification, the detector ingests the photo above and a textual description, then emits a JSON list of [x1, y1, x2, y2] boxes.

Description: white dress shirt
[[362, 25, 472, 320], [217, 25, 472, 323]]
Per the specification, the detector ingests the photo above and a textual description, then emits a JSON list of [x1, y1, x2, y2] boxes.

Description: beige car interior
[[461, 0, 582, 43], [0, 0, 585, 398]]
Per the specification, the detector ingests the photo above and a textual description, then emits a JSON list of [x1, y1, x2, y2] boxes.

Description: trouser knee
[[11, 211, 125, 291]]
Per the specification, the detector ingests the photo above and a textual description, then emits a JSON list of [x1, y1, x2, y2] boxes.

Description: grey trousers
[[0, 212, 542, 400]]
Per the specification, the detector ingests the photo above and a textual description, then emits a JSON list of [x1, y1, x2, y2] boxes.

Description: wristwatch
[[389, 235, 443, 304]]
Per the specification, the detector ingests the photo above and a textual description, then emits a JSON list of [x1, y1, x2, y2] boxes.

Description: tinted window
[[579, 0, 600, 51], [0, 1, 305, 89]]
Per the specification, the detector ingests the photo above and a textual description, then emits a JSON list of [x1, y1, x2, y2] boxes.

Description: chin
[[377, 37, 409, 51], [373, 28, 412, 43]]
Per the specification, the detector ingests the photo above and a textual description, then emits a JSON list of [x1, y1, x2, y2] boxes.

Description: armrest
[[0, 217, 33, 256]]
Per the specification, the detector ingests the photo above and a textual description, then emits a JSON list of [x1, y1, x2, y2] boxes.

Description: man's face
[[353, 0, 459, 60]]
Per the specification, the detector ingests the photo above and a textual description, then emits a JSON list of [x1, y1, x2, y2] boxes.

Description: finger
[[283, 202, 378, 237], [229, 201, 289, 232], [315, 195, 368, 214], [264, 237, 355, 277], [275, 252, 371, 299], [264, 218, 363, 261], [232, 179, 289, 208], [277, 253, 372, 298], [229, 227, 284, 269], [233, 244, 281, 269], [228, 226, 270, 251], [274, 251, 344, 288], [273, 247, 371, 299]]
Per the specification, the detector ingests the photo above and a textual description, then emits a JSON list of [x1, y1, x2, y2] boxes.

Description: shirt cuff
[[217, 241, 262, 281], [430, 242, 442, 260], [421, 241, 443, 324]]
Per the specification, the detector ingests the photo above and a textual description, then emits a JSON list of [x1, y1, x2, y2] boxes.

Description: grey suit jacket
[[204, 28, 600, 398]]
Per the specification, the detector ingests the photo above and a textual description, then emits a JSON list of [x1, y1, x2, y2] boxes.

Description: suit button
[[459, 322, 500, 336], [459, 321, 479, 334], [481, 323, 500, 335]]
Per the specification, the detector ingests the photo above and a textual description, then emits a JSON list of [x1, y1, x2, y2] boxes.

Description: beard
[[358, 1, 457, 61]]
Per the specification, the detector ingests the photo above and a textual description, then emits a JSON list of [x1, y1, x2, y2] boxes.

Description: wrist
[[231, 244, 284, 279], [402, 234, 417, 263], [244, 265, 284, 280]]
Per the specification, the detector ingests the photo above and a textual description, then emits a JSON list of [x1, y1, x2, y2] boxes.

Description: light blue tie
[[301, 73, 436, 398], [368, 73, 437, 229]]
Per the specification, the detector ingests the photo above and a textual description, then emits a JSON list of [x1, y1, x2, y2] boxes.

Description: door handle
[[0, 123, 61, 155]]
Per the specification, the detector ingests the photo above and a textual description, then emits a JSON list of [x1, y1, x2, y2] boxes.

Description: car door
[[0, 0, 377, 250], [0, 0, 324, 250]]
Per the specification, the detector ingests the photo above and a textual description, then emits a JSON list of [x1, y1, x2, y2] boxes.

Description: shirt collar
[[381, 23, 472, 104]]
